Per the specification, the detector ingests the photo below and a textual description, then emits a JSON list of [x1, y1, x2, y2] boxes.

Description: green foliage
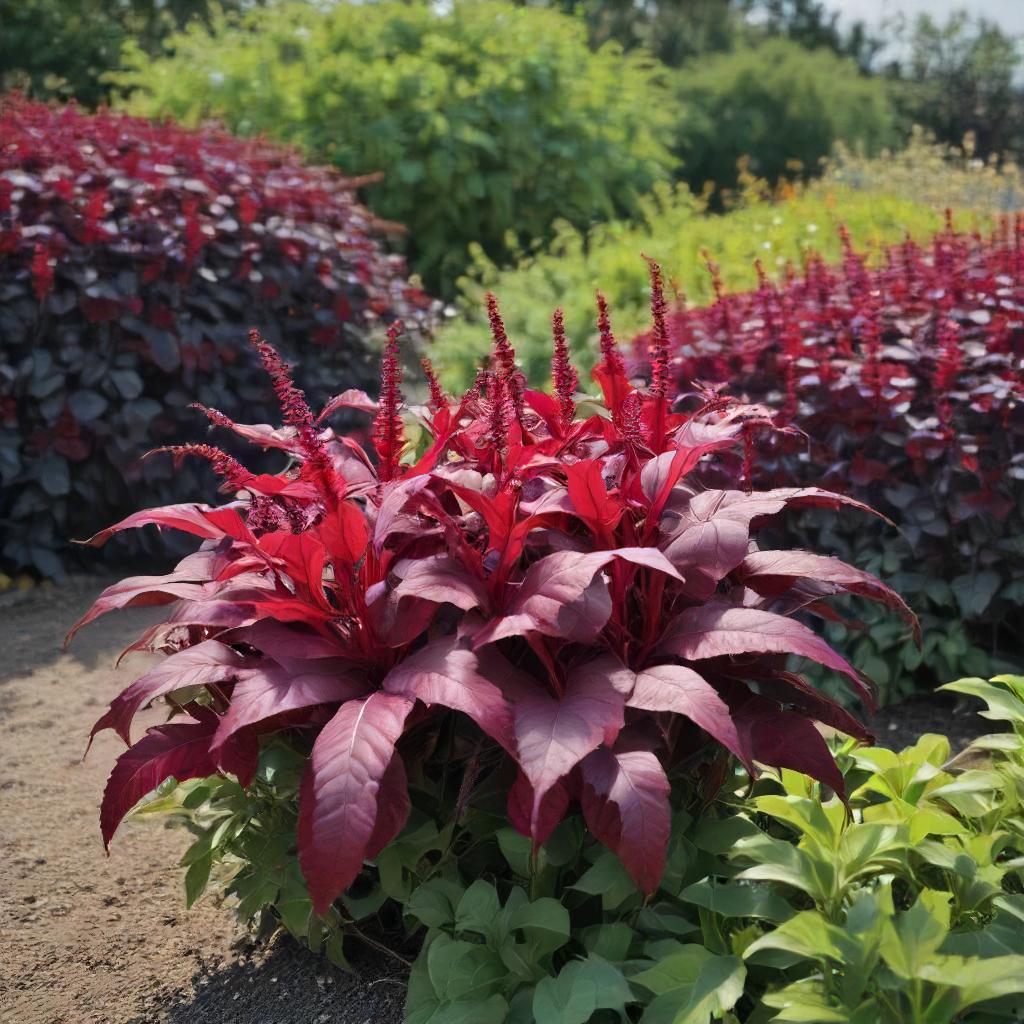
[[116, 0, 676, 296], [673, 39, 896, 193], [0, 0, 258, 105], [432, 179, 949, 390], [129, 678, 1024, 1023], [888, 12, 1024, 161]]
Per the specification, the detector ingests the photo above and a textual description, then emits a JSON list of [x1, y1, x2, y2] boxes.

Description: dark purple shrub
[[0, 96, 433, 578]]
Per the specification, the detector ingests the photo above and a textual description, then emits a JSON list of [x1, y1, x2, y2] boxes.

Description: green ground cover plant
[[115, 0, 675, 296]]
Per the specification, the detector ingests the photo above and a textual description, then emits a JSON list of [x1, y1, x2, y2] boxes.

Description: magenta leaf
[[100, 712, 219, 848], [91, 639, 250, 747], [298, 693, 414, 914], [629, 663, 748, 768], [513, 655, 633, 837], [735, 550, 919, 642], [392, 555, 489, 612], [657, 603, 873, 707], [507, 771, 571, 847], [381, 635, 515, 751], [580, 739, 671, 895], [211, 659, 367, 760]]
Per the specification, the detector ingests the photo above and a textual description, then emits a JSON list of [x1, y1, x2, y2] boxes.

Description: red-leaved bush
[[72, 269, 913, 910], [634, 221, 1024, 693], [0, 95, 432, 579]]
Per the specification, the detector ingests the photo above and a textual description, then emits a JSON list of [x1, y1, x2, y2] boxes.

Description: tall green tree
[[888, 12, 1024, 159], [0, 0, 262, 106]]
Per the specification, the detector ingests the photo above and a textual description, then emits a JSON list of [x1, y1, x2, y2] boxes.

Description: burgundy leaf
[[392, 555, 488, 612], [657, 604, 873, 707], [580, 739, 671, 894], [735, 550, 920, 643], [298, 693, 414, 914], [100, 712, 219, 848], [381, 635, 515, 751], [91, 639, 249, 747], [211, 659, 366, 759], [365, 753, 411, 860], [507, 770, 571, 847], [513, 655, 633, 837], [629, 663, 749, 769]]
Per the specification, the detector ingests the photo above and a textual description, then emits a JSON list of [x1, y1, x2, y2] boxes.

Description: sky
[[824, 0, 1024, 36]]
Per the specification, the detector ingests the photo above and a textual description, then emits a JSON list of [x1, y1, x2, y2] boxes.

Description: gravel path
[[0, 577, 404, 1024]]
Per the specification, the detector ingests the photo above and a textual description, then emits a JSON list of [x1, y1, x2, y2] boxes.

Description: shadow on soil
[[128, 933, 408, 1024]]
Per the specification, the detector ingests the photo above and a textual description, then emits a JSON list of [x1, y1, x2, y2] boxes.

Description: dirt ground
[[0, 576, 992, 1024], [0, 576, 405, 1024]]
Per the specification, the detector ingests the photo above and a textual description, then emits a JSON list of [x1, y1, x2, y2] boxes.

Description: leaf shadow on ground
[[126, 932, 408, 1024]]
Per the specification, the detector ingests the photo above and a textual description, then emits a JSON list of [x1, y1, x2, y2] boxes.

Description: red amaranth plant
[[72, 286, 914, 912], [0, 95, 432, 579], [634, 221, 1023, 693]]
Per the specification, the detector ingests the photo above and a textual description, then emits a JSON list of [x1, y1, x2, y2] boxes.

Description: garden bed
[[0, 578, 993, 1024]]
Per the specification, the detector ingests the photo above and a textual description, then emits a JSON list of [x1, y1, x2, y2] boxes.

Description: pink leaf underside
[[640, 441, 736, 513], [317, 388, 379, 422], [329, 439, 379, 498], [736, 550, 919, 640], [513, 655, 633, 836], [100, 714, 218, 848], [82, 503, 254, 549], [656, 603, 872, 707], [628, 663, 749, 769], [372, 476, 432, 553], [211, 658, 368, 759], [366, 581, 440, 647], [91, 639, 249, 747], [475, 548, 682, 646], [660, 486, 887, 588], [580, 743, 671, 895], [507, 770, 570, 847], [298, 692, 414, 915], [226, 619, 350, 661], [380, 635, 515, 751], [392, 555, 489, 611]]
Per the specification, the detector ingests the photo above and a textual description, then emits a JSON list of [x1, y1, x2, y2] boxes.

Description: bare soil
[[0, 577, 991, 1024], [0, 577, 405, 1024]]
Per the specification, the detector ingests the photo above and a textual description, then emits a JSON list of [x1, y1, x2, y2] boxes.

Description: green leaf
[[407, 878, 466, 930], [581, 922, 636, 961], [633, 944, 745, 1024], [532, 956, 633, 1024], [184, 853, 212, 908], [427, 935, 507, 1003], [951, 571, 1001, 618], [681, 878, 794, 923], [571, 851, 639, 910], [507, 897, 570, 955], [455, 880, 503, 943]]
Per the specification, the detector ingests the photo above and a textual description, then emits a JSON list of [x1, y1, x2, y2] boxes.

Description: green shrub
[[116, 0, 676, 296], [674, 38, 897, 193]]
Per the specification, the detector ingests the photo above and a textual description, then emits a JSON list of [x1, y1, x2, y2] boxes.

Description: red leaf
[[657, 604, 873, 708], [381, 635, 515, 751], [298, 693, 414, 914], [100, 713, 219, 848], [580, 739, 671, 895], [629, 663, 749, 769], [512, 655, 633, 837], [507, 771, 571, 846], [81, 503, 254, 549]]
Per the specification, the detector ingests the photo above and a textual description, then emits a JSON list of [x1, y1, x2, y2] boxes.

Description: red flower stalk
[[644, 256, 670, 399], [551, 308, 578, 431], [373, 321, 406, 482], [149, 443, 251, 493], [596, 290, 625, 377], [421, 358, 448, 412], [250, 329, 339, 499], [487, 292, 525, 416]]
